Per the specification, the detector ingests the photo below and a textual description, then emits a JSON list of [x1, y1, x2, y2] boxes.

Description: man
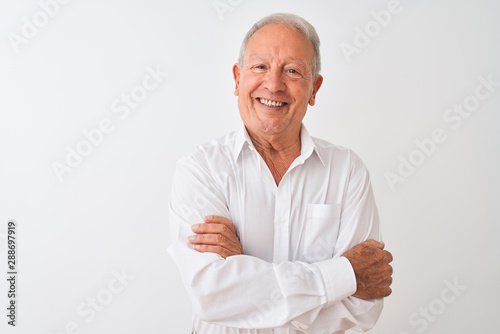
[[168, 13, 393, 334]]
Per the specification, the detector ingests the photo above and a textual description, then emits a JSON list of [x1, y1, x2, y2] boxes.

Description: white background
[[1, 0, 499, 333]]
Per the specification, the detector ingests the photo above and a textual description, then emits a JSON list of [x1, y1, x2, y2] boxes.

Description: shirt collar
[[233, 124, 326, 167], [233, 124, 253, 160], [300, 125, 326, 167]]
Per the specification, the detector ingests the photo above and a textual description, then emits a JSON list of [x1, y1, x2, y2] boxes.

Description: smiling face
[[233, 23, 323, 144]]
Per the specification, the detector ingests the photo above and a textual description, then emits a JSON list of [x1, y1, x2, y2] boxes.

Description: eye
[[285, 68, 302, 78], [251, 64, 267, 72]]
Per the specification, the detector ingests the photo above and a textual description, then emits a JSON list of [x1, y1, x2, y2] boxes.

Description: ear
[[308, 75, 323, 106], [232, 63, 241, 96]]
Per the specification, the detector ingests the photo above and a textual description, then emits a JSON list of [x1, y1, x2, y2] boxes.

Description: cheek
[[301, 86, 315, 103], [240, 74, 261, 94], [290, 88, 312, 105]]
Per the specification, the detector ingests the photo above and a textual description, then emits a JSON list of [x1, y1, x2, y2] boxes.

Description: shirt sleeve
[[280, 150, 385, 333], [169, 150, 382, 334], [167, 153, 358, 329]]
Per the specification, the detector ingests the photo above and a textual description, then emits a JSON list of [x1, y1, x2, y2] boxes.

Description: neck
[[246, 127, 302, 185]]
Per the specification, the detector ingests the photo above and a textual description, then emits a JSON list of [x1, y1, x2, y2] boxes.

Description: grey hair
[[237, 13, 321, 76]]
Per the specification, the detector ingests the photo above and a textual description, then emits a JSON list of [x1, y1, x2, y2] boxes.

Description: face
[[233, 24, 323, 142]]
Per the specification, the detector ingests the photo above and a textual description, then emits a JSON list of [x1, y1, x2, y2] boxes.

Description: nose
[[263, 68, 285, 93]]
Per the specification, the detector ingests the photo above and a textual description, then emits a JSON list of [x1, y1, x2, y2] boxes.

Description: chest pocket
[[302, 203, 342, 263]]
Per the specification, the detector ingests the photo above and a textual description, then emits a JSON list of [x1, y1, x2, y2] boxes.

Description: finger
[[192, 223, 238, 243], [369, 285, 393, 299], [188, 232, 243, 255], [204, 215, 236, 233], [384, 250, 393, 263], [188, 233, 237, 248], [363, 239, 384, 249], [191, 239, 243, 257], [360, 260, 393, 278], [193, 244, 234, 258]]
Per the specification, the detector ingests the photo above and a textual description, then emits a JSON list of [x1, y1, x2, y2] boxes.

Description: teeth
[[260, 98, 284, 107]]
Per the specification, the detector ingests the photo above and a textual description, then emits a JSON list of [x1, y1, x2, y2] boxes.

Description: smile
[[257, 98, 287, 108]]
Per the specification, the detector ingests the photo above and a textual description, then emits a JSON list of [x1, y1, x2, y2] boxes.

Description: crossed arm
[[170, 153, 393, 331], [188, 215, 393, 300]]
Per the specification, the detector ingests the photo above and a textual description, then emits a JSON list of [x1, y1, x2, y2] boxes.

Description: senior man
[[168, 13, 393, 334]]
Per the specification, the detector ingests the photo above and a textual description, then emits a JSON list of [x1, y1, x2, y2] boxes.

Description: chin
[[257, 122, 287, 135]]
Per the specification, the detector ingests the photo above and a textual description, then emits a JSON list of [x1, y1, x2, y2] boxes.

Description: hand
[[188, 215, 243, 258], [341, 239, 393, 299]]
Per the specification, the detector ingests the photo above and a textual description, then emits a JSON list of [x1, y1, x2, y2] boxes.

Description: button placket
[[273, 178, 291, 263]]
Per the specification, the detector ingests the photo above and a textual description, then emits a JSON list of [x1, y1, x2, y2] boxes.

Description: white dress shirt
[[168, 124, 383, 334]]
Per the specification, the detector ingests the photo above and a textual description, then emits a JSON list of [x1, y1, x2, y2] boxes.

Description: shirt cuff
[[315, 256, 357, 307]]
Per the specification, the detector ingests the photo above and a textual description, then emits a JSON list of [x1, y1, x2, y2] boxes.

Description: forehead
[[245, 24, 314, 67]]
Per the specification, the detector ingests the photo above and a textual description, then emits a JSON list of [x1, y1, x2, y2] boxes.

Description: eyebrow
[[247, 54, 308, 66]]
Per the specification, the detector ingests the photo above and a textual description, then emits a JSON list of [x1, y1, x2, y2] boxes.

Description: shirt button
[[279, 217, 285, 225]]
